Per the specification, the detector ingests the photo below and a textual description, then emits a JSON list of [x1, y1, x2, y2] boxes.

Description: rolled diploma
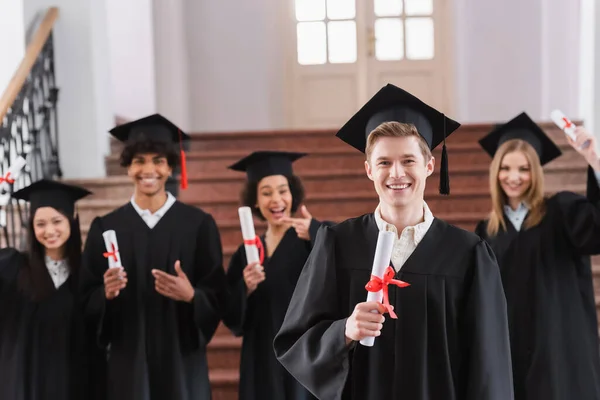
[[550, 109, 589, 148], [360, 230, 396, 347], [0, 156, 27, 193], [102, 230, 122, 268], [238, 207, 260, 265]]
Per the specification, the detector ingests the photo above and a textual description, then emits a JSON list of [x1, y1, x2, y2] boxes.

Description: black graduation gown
[[273, 214, 514, 400], [223, 220, 325, 400], [0, 248, 105, 400], [475, 167, 600, 400], [80, 201, 226, 400]]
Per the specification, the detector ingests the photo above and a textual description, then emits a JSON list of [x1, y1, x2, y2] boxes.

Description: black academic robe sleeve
[[0, 248, 19, 286], [222, 246, 249, 336], [273, 225, 350, 400], [308, 218, 334, 245], [474, 219, 486, 239], [188, 213, 224, 343], [461, 240, 514, 399], [555, 166, 600, 255], [80, 216, 113, 347]]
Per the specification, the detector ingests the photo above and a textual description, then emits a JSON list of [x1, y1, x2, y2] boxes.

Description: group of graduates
[[0, 84, 599, 400]]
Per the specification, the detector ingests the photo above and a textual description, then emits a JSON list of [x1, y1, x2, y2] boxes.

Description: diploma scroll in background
[[102, 229, 123, 268], [551, 109, 590, 149], [238, 206, 261, 267]]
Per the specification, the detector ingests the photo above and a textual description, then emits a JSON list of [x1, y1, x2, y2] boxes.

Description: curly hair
[[241, 175, 306, 220], [119, 140, 179, 168]]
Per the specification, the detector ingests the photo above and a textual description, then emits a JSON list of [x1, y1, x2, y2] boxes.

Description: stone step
[[207, 335, 242, 370], [109, 122, 572, 155], [68, 162, 588, 207], [105, 141, 585, 176], [209, 369, 239, 400]]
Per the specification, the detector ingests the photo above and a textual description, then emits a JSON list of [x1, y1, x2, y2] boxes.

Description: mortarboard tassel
[[178, 129, 188, 190], [439, 115, 450, 195]]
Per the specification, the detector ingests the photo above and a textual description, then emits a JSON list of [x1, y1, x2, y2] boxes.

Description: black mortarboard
[[335, 83, 461, 194], [478, 112, 562, 166], [109, 113, 190, 189], [228, 151, 307, 182], [12, 179, 92, 217], [109, 114, 190, 144]]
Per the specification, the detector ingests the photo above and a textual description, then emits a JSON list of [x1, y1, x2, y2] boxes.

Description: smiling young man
[[273, 84, 514, 400], [79, 114, 226, 400]]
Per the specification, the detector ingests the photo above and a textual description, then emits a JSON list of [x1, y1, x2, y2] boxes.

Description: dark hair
[[241, 175, 305, 220], [119, 140, 179, 168], [18, 209, 83, 301]]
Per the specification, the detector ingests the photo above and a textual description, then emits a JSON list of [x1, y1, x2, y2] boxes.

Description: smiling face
[[127, 153, 172, 196], [498, 150, 532, 203], [256, 175, 293, 226], [365, 135, 434, 210], [33, 207, 71, 251]]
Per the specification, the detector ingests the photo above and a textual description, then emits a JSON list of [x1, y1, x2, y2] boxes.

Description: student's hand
[[243, 261, 265, 296], [344, 301, 386, 344], [282, 205, 313, 241], [152, 261, 195, 303], [568, 127, 600, 170], [104, 267, 127, 300]]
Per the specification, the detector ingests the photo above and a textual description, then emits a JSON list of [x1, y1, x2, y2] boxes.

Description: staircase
[[66, 122, 600, 400]]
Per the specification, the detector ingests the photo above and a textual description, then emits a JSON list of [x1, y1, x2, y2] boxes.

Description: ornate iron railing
[[0, 8, 60, 249]]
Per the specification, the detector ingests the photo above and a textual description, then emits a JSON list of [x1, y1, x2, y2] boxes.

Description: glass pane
[[327, 0, 355, 20], [295, 0, 326, 22], [375, 18, 403, 61], [374, 0, 402, 17], [297, 22, 327, 65], [328, 21, 357, 63], [405, 17, 434, 59], [404, 0, 433, 15]]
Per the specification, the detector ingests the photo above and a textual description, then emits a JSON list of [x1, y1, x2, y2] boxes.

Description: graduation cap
[[335, 84, 461, 194], [228, 151, 307, 182], [12, 179, 92, 217], [479, 112, 562, 166], [109, 114, 190, 189]]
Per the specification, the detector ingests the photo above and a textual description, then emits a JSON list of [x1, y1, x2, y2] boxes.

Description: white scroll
[[0, 156, 27, 227], [361, 230, 396, 347], [102, 230, 122, 268], [0, 156, 27, 194], [550, 109, 590, 149], [238, 206, 261, 266]]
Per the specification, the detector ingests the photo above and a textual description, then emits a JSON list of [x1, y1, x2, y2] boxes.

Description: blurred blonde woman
[[475, 112, 600, 400]]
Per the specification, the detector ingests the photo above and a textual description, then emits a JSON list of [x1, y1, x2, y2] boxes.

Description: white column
[[182, 0, 288, 132], [454, 0, 581, 123], [22, 0, 113, 179], [579, 0, 597, 134], [106, 0, 156, 120], [0, 0, 25, 95], [152, 0, 191, 131], [540, 0, 580, 120]]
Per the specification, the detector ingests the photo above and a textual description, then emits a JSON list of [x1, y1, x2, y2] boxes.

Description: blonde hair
[[365, 121, 432, 162], [487, 139, 546, 236]]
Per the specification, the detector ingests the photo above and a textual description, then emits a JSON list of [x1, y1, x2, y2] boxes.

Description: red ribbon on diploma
[[562, 117, 573, 129], [365, 266, 410, 319], [0, 172, 15, 184], [103, 243, 119, 262], [243, 236, 265, 265]]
